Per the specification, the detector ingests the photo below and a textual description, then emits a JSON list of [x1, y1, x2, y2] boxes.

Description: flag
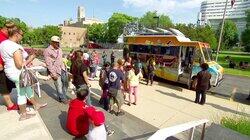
[[231, 0, 235, 8]]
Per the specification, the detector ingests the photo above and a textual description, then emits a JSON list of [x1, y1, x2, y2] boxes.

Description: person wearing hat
[[44, 36, 69, 104]]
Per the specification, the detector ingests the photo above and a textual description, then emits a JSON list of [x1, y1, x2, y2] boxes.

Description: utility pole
[[216, 0, 229, 62]]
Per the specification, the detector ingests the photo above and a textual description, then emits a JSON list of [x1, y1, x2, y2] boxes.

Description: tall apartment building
[[198, 0, 250, 36]]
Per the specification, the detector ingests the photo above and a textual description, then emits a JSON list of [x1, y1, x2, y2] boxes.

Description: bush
[[221, 116, 250, 136]]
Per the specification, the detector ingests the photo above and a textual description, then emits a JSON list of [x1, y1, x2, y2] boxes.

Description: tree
[[87, 23, 108, 43], [40, 25, 62, 44], [241, 10, 250, 52], [174, 24, 217, 49], [216, 20, 239, 50], [140, 11, 173, 29], [0, 16, 7, 28], [107, 13, 136, 43]]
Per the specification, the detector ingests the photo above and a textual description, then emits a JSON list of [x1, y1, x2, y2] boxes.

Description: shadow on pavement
[[156, 89, 194, 103], [58, 111, 68, 133], [121, 132, 155, 140], [40, 83, 72, 102], [206, 103, 250, 117]]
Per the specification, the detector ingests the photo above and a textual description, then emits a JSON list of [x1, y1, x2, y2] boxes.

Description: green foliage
[[0, 16, 61, 45], [175, 24, 217, 49], [140, 11, 173, 29], [221, 116, 250, 136], [216, 20, 239, 50], [87, 23, 108, 43], [241, 10, 250, 52], [107, 13, 136, 43]]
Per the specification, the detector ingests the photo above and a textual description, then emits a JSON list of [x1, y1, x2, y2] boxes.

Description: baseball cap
[[51, 36, 60, 43]]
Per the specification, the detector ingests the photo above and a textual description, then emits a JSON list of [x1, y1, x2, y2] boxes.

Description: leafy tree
[[87, 23, 108, 43], [40, 25, 61, 44], [140, 11, 173, 29], [175, 24, 217, 49], [107, 13, 136, 43], [216, 20, 239, 50], [0, 16, 7, 28], [241, 10, 250, 52]]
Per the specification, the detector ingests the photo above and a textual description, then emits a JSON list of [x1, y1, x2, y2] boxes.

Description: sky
[[0, 0, 204, 27]]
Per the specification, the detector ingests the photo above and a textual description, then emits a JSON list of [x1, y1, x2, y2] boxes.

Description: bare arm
[[83, 71, 91, 87], [13, 49, 23, 70], [0, 64, 3, 71]]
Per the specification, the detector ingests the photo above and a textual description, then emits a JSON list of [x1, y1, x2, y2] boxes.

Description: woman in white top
[[0, 27, 47, 121]]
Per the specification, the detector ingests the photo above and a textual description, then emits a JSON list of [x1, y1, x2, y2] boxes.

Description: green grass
[[214, 52, 250, 77], [221, 116, 250, 136]]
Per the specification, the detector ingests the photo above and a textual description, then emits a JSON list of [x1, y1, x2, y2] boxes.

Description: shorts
[[0, 70, 16, 94], [109, 90, 124, 108]]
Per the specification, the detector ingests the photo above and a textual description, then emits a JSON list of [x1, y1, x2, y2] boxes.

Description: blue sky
[[0, 0, 203, 27]]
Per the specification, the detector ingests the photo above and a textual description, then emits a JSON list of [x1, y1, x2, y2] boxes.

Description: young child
[[85, 106, 107, 140], [127, 67, 143, 106], [66, 87, 89, 138]]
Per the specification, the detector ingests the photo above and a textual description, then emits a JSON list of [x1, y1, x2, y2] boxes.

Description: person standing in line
[[44, 36, 69, 104], [0, 21, 18, 111], [195, 63, 211, 105], [147, 57, 155, 86], [70, 50, 91, 105], [0, 27, 47, 121], [110, 50, 115, 65], [108, 62, 125, 116], [127, 67, 143, 106], [102, 50, 107, 65], [98, 62, 111, 111]]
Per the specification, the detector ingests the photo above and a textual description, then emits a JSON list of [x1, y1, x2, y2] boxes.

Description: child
[[127, 67, 143, 106], [85, 106, 107, 140], [66, 87, 89, 138]]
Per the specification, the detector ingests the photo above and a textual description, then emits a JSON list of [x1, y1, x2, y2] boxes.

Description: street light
[[153, 16, 159, 28]]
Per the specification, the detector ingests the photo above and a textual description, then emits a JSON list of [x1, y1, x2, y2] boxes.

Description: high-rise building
[[198, 0, 250, 36], [77, 6, 85, 22]]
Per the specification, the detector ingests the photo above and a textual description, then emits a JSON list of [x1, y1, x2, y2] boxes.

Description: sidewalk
[[0, 92, 52, 140], [90, 80, 250, 129]]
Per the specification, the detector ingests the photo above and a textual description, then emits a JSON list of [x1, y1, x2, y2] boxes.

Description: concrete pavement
[[0, 77, 249, 139], [0, 92, 52, 140]]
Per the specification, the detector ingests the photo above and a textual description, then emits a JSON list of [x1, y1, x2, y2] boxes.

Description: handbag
[[19, 67, 38, 88]]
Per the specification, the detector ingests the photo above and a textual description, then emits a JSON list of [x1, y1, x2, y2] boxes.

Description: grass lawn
[[221, 116, 250, 136], [214, 52, 250, 77]]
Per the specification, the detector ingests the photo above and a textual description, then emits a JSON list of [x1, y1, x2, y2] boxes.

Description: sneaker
[[127, 103, 131, 106], [109, 110, 116, 115], [246, 96, 250, 100], [7, 104, 19, 111], [107, 130, 115, 136], [19, 113, 36, 121], [132, 102, 136, 105], [116, 111, 125, 116]]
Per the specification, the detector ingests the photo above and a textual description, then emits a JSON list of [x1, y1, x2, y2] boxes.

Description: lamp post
[[153, 16, 160, 28]]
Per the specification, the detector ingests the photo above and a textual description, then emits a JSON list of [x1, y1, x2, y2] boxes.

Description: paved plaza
[[0, 75, 249, 139]]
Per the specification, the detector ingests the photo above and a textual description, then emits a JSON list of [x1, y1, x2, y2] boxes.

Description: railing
[[148, 119, 209, 140]]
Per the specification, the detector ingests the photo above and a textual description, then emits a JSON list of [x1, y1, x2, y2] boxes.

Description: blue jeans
[[54, 76, 68, 101]]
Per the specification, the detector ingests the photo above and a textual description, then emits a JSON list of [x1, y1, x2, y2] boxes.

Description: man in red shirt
[[0, 21, 18, 111]]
